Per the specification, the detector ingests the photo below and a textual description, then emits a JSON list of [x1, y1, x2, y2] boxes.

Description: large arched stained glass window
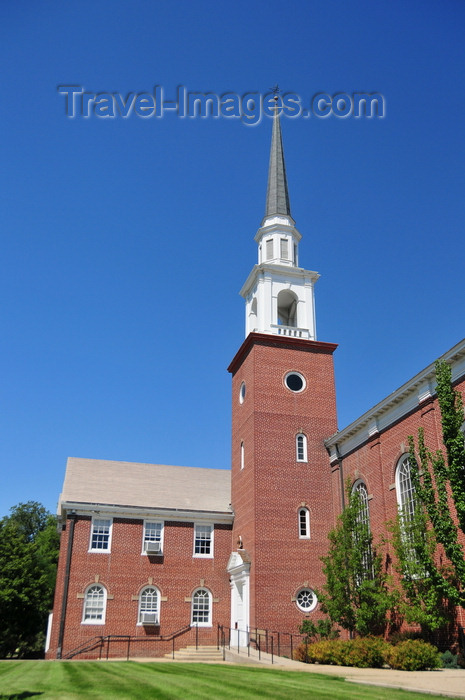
[[396, 455, 416, 522], [351, 480, 373, 579]]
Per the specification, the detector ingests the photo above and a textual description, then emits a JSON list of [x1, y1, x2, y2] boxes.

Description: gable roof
[[59, 457, 232, 516]]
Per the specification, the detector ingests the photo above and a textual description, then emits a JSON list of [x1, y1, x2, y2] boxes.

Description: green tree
[[317, 484, 395, 637], [299, 617, 339, 642], [0, 501, 59, 658], [388, 500, 456, 632], [392, 360, 465, 631]]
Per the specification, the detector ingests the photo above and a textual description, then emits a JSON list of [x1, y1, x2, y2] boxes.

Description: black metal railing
[[63, 624, 192, 660], [217, 624, 308, 664]]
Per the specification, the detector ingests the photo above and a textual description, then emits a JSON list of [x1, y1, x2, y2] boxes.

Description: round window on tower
[[239, 381, 246, 404], [284, 371, 306, 393], [295, 588, 317, 613]]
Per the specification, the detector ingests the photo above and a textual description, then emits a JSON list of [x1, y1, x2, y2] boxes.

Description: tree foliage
[[388, 502, 456, 632], [0, 501, 60, 658], [299, 617, 339, 642], [318, 484, 395, 636], [391, 360, 465, 631]]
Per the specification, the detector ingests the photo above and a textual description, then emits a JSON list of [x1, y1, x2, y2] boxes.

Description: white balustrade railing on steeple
[[271, 324, 311, 339]]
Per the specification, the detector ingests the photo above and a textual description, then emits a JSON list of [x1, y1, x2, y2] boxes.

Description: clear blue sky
[[1, 1, 464, 517]]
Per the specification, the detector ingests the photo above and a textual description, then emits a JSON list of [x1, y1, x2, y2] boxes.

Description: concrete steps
[[166, 645, 224, 663]]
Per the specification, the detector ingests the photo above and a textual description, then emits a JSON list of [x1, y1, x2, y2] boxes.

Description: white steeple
[[240, 99, 319, 340]]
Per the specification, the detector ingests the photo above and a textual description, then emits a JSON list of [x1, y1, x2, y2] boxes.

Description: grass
[[0, 660, 449, 700]]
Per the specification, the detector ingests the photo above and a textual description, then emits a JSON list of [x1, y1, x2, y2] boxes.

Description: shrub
[[293, 639, 339, 664], [345, 637, 388, 668], [294, 637, 389, 668], [384, 639, 442, 671], [441, 650, 458, 669]]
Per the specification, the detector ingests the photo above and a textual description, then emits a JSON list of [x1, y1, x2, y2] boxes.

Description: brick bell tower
[[227, 99, 338, 641]]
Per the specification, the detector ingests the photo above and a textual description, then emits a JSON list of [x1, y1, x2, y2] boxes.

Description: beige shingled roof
[[60, 458, 232, 514]]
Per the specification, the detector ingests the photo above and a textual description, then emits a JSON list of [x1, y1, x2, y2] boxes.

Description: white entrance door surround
[[227, 551, 250, 647]]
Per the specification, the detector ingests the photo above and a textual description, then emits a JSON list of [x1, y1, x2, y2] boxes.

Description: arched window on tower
[[296, 433, 307, 462], [298, 507, 310, 539], [277, 290, 298, 328], [249, 297, 257, 331]]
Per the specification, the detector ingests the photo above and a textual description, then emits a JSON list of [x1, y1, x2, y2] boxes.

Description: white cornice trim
[[59, 500, 234, 524], [254, 220, 302, 243], [240, 263, 319, 299], [326, 337, 465, 458]]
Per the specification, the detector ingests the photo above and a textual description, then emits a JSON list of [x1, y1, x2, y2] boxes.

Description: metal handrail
[[63, 624, 192, 660], [217, 624, 308, 664]]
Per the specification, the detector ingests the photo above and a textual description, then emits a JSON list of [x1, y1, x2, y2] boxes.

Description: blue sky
[[1, 0, 464, 517]]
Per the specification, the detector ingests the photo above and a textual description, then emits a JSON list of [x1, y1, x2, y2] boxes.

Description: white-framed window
[[191, 588, 212, 626], [396, 455, 416, 522], [284, 371, 306, 393], [296, 433, 307, 462], [142, 521, 164, 555], [395, 454, 422, 568], [352, 480, 373, 578], [280, 238, 289, 259], [298, 507, 310, 539], [82, 584, 107, 624], [89, 518, 112, 552], [138, 586, 160, 625], [352, 480, 370, 528], [295, 588, 317, 612], [240, 441, 245, 470], [193, 523, 213, 557]]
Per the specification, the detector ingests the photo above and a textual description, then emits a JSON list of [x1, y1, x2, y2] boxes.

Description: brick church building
[[45, 105, 465, 659]]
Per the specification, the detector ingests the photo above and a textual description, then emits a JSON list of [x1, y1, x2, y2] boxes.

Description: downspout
[[339, 452, 345, 511], [328, 442, 345, 511], [56, 511, 77, 659]]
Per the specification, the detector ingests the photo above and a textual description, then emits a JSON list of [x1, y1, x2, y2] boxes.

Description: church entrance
[[227, 551, 250, 648]]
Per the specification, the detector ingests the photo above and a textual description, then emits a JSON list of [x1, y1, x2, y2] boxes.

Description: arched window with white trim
[[240, 441, 245, 470], [352, 480, 370, 529], [351, 480, 372, 578], [191, 588, 212, 627], [138, 586, 160, 625], [82, 584, 107, 624], [396, 455, 416, 522], [296, 433, 307, 462], [298, 507, 310, 539]]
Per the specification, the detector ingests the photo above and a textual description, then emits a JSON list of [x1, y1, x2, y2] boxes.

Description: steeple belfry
[[240, 102, 319, 340]]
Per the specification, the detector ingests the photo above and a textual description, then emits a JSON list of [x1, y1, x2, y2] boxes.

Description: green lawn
[[0, 661, 448, 700]]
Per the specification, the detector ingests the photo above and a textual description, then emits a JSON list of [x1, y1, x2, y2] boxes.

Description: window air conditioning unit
[[145, 540, 162, 554], [141, 612, 158, 625]]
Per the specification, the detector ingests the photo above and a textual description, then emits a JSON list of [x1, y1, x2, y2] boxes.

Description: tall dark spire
[[265, 99, 291, 218]]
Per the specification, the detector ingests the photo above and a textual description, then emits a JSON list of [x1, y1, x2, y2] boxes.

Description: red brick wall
[[46, 516, 232, 659], [230, 334, 338, 634]]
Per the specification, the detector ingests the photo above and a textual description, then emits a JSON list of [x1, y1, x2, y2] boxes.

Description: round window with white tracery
[[296, 588, 317, 612]]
